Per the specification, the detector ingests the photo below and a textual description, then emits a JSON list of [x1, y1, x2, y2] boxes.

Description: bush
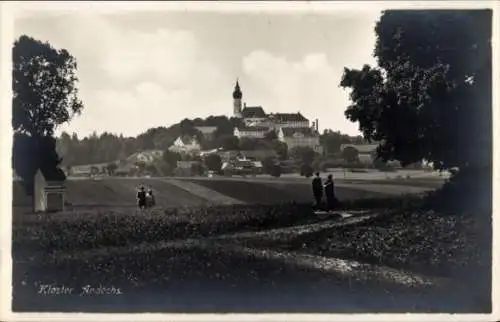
[[425, 166, 492, 215], [300, 163, 314, 177], [320, 159, 344, 171], [262, 156, 277, 174], [269, 164, 282, 177]]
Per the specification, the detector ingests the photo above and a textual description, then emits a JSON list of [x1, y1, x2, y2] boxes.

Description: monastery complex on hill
[[169, 80, 323, 155], [231, 80, 322, 153]]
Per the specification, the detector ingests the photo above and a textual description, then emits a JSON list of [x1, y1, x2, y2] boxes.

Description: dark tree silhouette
[[341, 146, 360, 164], [12, 134, 63, 195], [162, 150, 182, 170], [204, 154, 223, 172], [290, 146, 316, 164], [340, 10, 491, 172], [12, 35, 83, 194], [13, 35, 83, 137], [264, 130, 278, 141]]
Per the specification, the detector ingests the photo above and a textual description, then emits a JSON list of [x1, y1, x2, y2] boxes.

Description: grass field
[[13, 174, 490, 313]]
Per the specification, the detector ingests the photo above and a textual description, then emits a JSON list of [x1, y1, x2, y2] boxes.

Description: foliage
[[320, 159, 344, 171], [12, 134, 63, 195], [264, 130, 278, 141], [319, 130, 364, 156], [134, 161, 146, 171], [340, 10, 492, 172], [190, 162, 205, 176], [269, 164, 282, 177], [144, 163, 158, 176], [300, 163, 314, 177], [283, 208, 485, 278], [216, 134, 240, 151], [373, 156, 395, 171], [271, 140, 288, 160], [239, 137, 259, 151], [261, 156, 277, 174], [162, 150, 182, 170], [290, 146, 316, 164], [90, 166, 99, 175], [13, 203, 318, 254], [12, 35, 83, 137], [340, 146, 359, 163], [12, 36, 81, 194], [204, 154, 223, 172], [106, 162, 118, 175]]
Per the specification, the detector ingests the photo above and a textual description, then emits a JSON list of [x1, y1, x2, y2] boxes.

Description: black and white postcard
[[1, 1, 498, 321]]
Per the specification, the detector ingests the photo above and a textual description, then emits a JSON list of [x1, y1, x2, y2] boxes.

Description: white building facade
[[168, 136, 202, 154]]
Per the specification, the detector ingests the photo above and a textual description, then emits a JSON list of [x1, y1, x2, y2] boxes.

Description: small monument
[[33, 166, 67, 212]]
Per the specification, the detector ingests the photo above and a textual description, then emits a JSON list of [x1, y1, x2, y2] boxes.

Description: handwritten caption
[[38, 284, 123, 296]]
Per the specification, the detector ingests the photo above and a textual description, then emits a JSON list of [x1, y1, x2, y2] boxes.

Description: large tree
[[13, 35, 83, 137], [13, 35, 83, 194], [204, 154, 223, 172], [13, 134, 62, 195], [340, 10, 491, 173]]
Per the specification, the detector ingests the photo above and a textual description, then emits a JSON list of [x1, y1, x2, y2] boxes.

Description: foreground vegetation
[[13, 203, 324, 255]]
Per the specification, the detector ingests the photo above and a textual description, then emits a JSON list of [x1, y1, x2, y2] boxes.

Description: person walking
[[137, 185, 147, 211], [312, 172, 324, 210], [324, 174, 337, 211]]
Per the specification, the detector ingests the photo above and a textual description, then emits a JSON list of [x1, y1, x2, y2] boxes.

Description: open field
[[14, 173, 444, 208], [12, 174, 489, 313]]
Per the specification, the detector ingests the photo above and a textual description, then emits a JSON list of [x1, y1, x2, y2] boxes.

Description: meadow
[[11, 173, 491, 312]]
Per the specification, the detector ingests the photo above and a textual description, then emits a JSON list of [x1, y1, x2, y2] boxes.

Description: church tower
[[232, 79, 243, 118]]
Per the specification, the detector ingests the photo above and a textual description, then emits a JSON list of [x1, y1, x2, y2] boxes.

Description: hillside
[[56, 116, 245, 167]]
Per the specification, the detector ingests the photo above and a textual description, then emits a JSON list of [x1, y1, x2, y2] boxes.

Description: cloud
[[242, 50, 363, 133], [14, 11, 380, 137], [15, 13, 230, 136]]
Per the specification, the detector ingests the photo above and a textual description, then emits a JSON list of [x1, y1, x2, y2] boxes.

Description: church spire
[[232, 78, 242, 99]]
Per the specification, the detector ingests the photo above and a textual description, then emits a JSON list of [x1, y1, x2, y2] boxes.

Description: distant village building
[[231, 80, 321, 151], [168, 135, 201, 155], [34, 166, 66, 212], [233, 126, 268, 139], [278, 127, 323, 154], [268, 112, 310, 129], [240, 105, 269, 126], [128, 149, 163, 164]]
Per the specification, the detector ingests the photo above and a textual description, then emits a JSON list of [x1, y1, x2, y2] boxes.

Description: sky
[[13, 7, 382, 138]]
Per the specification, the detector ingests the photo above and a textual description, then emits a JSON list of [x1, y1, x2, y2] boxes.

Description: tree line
[[56, 121, 365, 167]]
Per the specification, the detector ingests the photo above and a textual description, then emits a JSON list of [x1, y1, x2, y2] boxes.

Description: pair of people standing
[[137, 186, 155, 209], [312, 172, 337, 211]]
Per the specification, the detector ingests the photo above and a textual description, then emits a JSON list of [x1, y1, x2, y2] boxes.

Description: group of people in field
[[135, 173, 336, 212], [312, 172, 338, 212], [136, 185, 156, 209]]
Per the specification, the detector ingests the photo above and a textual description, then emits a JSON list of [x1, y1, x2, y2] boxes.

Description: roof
[[195, 126, 217, 134], [178, 135, 199, 145], [241, 106, 266, 118], [233, 80, 242, 99], [239, 149, 277, 158], [269, 112, 308, 122], [236, 126, 269, 132], [340, 144, 378, 154], [40, 166, 66, 181], [280, 127, 316, 137]]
